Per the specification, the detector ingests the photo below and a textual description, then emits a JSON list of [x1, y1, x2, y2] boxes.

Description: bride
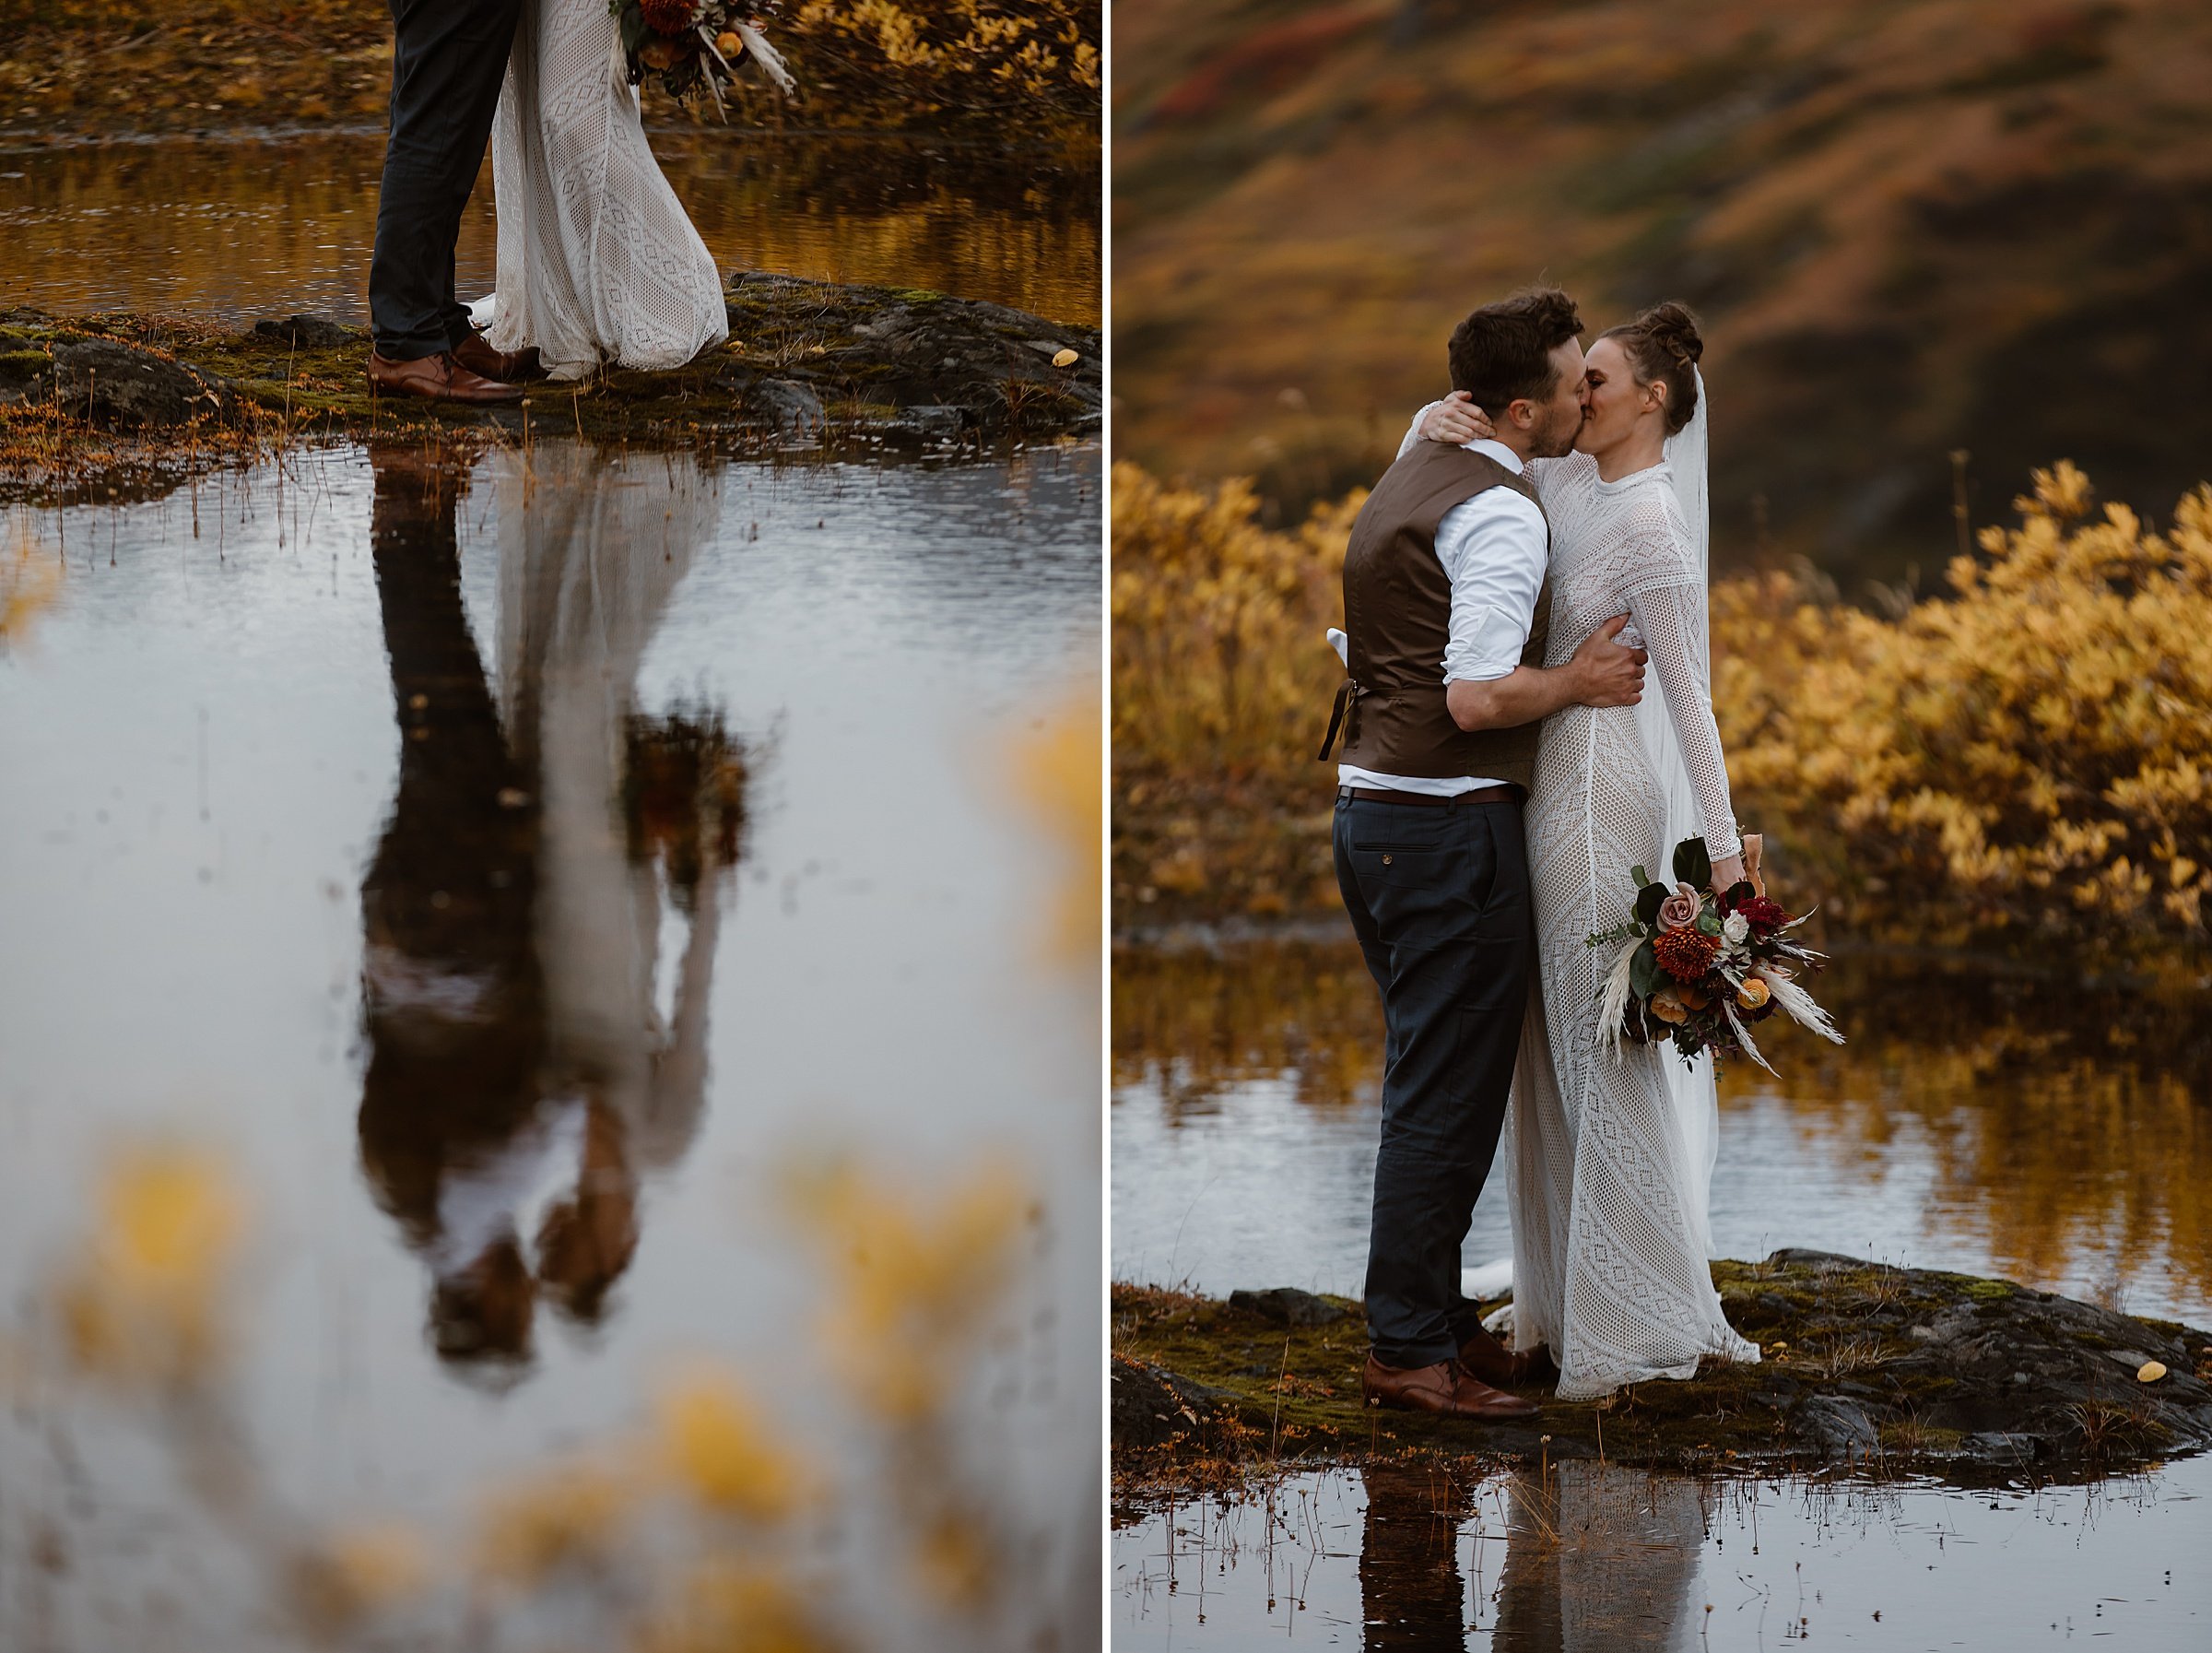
[[1403, 301, 1760, 1400], [471, 0, 733, 381]]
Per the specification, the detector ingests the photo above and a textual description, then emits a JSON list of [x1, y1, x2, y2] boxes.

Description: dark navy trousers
[[1334, 791, 1532, 1368], [369, 0, 524, 360]]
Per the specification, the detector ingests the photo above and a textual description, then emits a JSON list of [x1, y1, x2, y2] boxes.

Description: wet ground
[[0, 436, 1100, 1650], [1112, 938, 2212, 1648], [0, 130, 1099, 327]]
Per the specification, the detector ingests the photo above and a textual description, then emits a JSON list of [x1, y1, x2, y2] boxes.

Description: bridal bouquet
[[611, 0, 798, 115], [1589, 835, 1842, 1072]]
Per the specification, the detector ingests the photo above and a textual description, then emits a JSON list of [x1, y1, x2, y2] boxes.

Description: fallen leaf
[[2138, 1360, 2167, 1383]]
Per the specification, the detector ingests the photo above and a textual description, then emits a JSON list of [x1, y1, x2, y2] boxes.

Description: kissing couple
[[1320, 287, 1762, 1418]]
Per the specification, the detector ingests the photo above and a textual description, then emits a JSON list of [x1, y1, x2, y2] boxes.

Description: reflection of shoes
[[452, 331, 547, 384], [1458, 1325, 1559, 1389], [366, 349, 525, 406], [1362, 1353, 1539, 1420]]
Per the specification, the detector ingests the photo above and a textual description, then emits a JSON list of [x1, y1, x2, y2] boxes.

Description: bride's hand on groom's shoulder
[[1420, 392, 1492, 446]]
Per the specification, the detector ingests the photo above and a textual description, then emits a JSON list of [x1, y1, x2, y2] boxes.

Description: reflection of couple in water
[[354, 441, 747, 1370], [1357, 1460, 1709, 1651]]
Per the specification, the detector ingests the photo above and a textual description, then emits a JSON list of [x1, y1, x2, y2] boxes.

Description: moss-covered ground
[[0, 276, 1100, 505], [1113, 1252, 2212, 1494]]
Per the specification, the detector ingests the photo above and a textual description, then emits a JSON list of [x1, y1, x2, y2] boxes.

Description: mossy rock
[[1112, 1251, 2212, 1484]]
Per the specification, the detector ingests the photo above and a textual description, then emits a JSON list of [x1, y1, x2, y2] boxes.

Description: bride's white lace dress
[[1403, 388, 1759, 1400], [477, 0, 730, 380]]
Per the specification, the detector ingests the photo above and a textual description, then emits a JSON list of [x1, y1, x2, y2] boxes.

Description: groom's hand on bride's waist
[[1569, 613, 1648, 708], [1445, 614, 1644, 731]]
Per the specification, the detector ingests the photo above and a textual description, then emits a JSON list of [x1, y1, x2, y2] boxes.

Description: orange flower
[[1650, 988, 1688, 1025], [1652, 926, 1720, 984], [1736, 977, 1771, 1010]]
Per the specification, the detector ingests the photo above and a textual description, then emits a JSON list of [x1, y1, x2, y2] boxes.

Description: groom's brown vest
[[1320, 443, 1551, 791]]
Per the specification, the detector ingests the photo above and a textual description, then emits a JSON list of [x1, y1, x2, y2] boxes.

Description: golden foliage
[[288, 1523, 431, 1637], [477, 1462, 639, 1586], [53, 1146, 247, 1389], [2, 0, 1098, 143], [1013, 688, 1102, 960], [654, 1364, 806, 1521], [1716, 462, 2212, 955], [1113, 460, 2212, 960], [638, 1562, 844, 1653], [788, 1162, 1030, 1422], [1111, 462, 1361, 918], [1, 522, 59, 646], [780, 0, 1099, 136]]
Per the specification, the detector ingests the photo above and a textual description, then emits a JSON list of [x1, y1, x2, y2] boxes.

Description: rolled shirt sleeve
[[1434, 480, 1549, 684]]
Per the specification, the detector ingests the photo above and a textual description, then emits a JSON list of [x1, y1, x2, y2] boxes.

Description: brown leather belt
[[1339, 784, 1518, 807]]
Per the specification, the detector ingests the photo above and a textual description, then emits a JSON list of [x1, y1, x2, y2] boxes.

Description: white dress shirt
[[1336, 437, 1550, 795]]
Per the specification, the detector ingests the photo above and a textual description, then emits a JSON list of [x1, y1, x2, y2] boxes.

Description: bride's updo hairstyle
[[1601, 301, 1703, 434]]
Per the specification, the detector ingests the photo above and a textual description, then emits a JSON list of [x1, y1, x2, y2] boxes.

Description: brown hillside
[[1112, 0, 2212, 579]]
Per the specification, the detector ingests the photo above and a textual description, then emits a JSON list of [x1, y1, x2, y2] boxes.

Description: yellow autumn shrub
[[1718, 462, 2212, 955], [1113, 460, 2212, 960], [1111, 463, 1361, 917]]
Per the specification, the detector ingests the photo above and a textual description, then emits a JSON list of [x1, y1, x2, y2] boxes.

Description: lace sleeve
[[1626, 574, 1741, 863]]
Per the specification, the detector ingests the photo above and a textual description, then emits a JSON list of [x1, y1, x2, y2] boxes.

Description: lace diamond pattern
[[485, 0, 731, 380], [1506, 453, 1760, 1400]]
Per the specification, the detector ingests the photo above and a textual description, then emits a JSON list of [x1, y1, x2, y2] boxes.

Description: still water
[[1112, 938, 2212, 1650], [1114, 1459, 2212, 1649], [0, 130, 1100, 327], [1113, 940, 2212, 1327], [0, 437, 1100, 1650]]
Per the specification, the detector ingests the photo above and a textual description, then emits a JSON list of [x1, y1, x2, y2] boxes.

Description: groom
[[1319, 288, 1647, 1420], [365, 0, 542, 405]]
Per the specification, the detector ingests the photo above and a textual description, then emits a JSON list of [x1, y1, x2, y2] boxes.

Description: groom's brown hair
[[1447, 287, 1583, 413]]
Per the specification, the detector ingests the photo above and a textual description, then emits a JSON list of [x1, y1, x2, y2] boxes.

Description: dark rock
[[1795, 1394, 1880, 1458], [1112, 1356, 1235, 1451], [724, 272, 1100, 438], [1766, 1248, 1867, 1273], [1229, 1287, 1348, 1328], [35, 338, 231, 428], [891, 404, 970, 439], [740, 376, 826, 436], [1961, 1431, 2041, 1466], [253, 313, 357, 350]]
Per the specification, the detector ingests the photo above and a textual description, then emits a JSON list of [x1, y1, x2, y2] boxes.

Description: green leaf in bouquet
[[1695, 905, 1724, 938], [1633, 881, 1667, 930], [1726, 880, 1756, 906], [1631, 865, 1649, 890], [1630, 939, 1662, 999], [618, 3, 652, 53], [1672, 835, 1711, 890]]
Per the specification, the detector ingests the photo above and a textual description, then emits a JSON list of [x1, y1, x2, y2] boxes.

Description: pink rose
[[1657, 883, 1701, 931]]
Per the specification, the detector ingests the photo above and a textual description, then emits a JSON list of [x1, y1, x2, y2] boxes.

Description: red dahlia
[[1652, 927, 1721, 984], [641, 0, 703, 34], [1734, 895, 1787, 932]]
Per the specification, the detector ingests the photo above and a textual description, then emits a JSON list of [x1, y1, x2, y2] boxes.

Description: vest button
[[1382, 855, 1393, 865]]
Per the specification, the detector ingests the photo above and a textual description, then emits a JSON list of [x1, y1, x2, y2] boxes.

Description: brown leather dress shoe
[[366, 350, 526, 406], [452, 330, 546, 384], [1362, 1354, 1540, 1420], [1457, 1324, 1559, 1389]]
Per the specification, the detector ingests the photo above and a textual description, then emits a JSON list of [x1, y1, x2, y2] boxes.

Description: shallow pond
[[1112, 937, 2212, 1649], [1113, 940, 2212, 1327], [0, 436, 1100, 1650], [1113, 1458, 2212, 1649], [0, 130, 1099, 327]]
